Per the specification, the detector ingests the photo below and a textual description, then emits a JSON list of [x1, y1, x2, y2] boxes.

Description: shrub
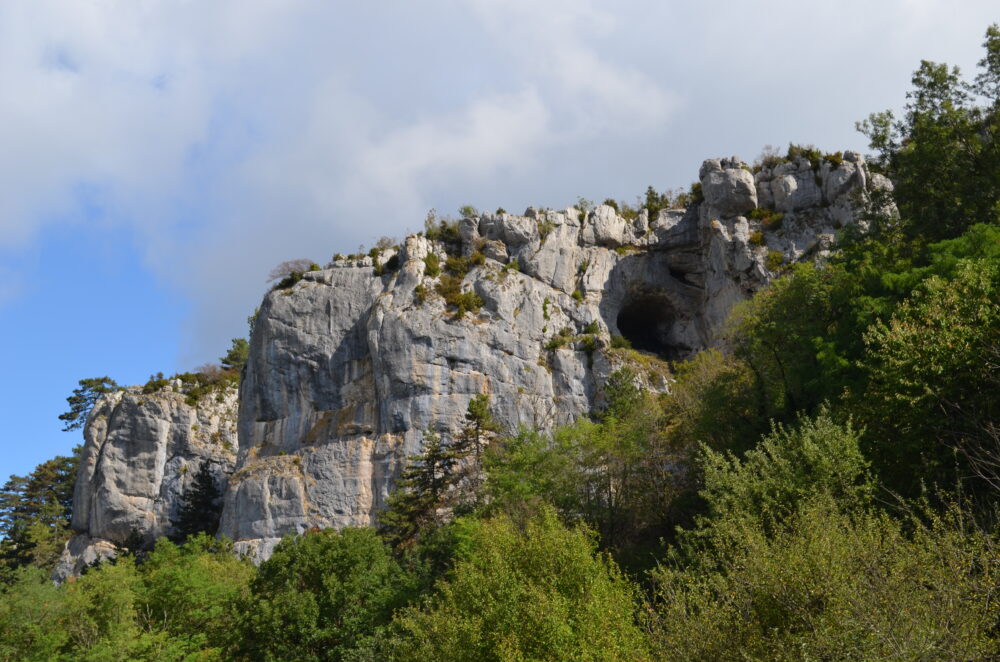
[[580, 335, 598, 356], [445, 255, 470, 277], [749, 230, 765, 246], [572, 289, 584, 303], [610, 334, 632, 349], [414, 284, 427, 305], [458, 205, 478, 218], [469, 251, 485, 266], [495, 207, 507, 215], [542, 297, 551, 320], [268, 258, 315, 284], [583, 320, 599, 335], [423, 253, 441, 278], [602, 198, 619, 212], [504, 259, 520, 272], [765, 250, 785, 272], [545, 336, 568, 351], [689, 181, 704, 203], [143, 372, 170, 394], [274, 271, 304, 290], [537, 218, 556, 241], [424, 210, 461, 244], [786, 142, 823, 170], [436, 276, 483, 317]]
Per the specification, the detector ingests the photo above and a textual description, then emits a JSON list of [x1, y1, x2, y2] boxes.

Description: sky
[[2, 0, 998, 480]]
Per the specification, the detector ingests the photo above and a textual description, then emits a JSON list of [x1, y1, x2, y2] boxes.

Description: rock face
[[218, 152, 885, 559], [55, 383, 238, 579], [60, 152, 887, 567]]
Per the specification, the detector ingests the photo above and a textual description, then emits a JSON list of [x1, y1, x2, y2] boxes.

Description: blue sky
[[2, 0, 999, 479]]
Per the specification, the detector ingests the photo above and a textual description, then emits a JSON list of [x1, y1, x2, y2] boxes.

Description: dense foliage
[[4, 26, 1000, 661]]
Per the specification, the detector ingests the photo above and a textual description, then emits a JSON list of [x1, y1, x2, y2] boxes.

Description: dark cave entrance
[[616, 293, 680, 360]]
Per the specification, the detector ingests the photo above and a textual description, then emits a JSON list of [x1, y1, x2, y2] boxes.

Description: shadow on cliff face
[[616, 292, 684, 360], [601, 251, 706, 363]]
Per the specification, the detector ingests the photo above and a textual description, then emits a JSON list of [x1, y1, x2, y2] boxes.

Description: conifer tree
[[453, 394, 501, 464], [171, 461, 222, 542], [379, 432, 463, 549], [58, 377, 119, 431]]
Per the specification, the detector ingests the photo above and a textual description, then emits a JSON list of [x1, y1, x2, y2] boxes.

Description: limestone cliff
[[219, 152, 886, 558], [55, 382, 238, 579], [58, 152, 885, 568]]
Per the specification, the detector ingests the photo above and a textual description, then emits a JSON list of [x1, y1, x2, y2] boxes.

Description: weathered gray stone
[[56, 384, 238, 578], [700, 158, 757, 217], [66, 150, 887, 564]]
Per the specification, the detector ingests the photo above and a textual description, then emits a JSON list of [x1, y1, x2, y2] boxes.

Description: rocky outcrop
[[55, 383, 238, 579], [219, 152, 885, 559], [59, 151, 886, 567]]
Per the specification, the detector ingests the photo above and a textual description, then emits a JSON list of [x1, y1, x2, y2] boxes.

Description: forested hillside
[[2, 26, 1000, 662]]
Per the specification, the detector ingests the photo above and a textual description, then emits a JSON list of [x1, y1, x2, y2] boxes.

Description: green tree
[[219, 338, 249, 373], [858, 24, 1000, 246], [137, 534, 253, 658], [170, 461, 222, 542], [58, 377, 119, 431], [378, 432, 464, 549], [652, 497, 1000, 661], [651, 412, 998, 660], [390, 508, 652, 661], [231, 527, 415, 662], [860, 258, 1000, 497], [0, 452, 79, 579]]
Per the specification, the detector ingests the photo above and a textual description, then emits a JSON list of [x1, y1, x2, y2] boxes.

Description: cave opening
[[615, 293, 680, 360]]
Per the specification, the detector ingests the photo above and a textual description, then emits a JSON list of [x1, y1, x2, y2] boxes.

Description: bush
[[544, 335, 569, 351], [765, 249, 784, 272], [583, 320, 599, 335], [610, 334, 632, 349], [652, 496, 1000, 661], [424, 210, 461, 244], [423, 253, 440, 278], [436, 276, 483, 317], [445, 255, 470, 277], [572, 289, 584, 303], [537, 218, 555, 241], [458, 205, 478, 218]]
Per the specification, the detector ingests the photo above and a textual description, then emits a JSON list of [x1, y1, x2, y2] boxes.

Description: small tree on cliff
[[58, 377, 119, 431], [171, 461, 222, 542]]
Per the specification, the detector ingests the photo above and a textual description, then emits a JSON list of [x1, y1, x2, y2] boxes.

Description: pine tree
[[378, 432, 464, 549], [171, 461, 222, 542], [219, 338, 249, 372], [58, 377, 119, 431], [453, 394, 501, 463], [0, 452, 79, 579], [450, 394, 501, 505]]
